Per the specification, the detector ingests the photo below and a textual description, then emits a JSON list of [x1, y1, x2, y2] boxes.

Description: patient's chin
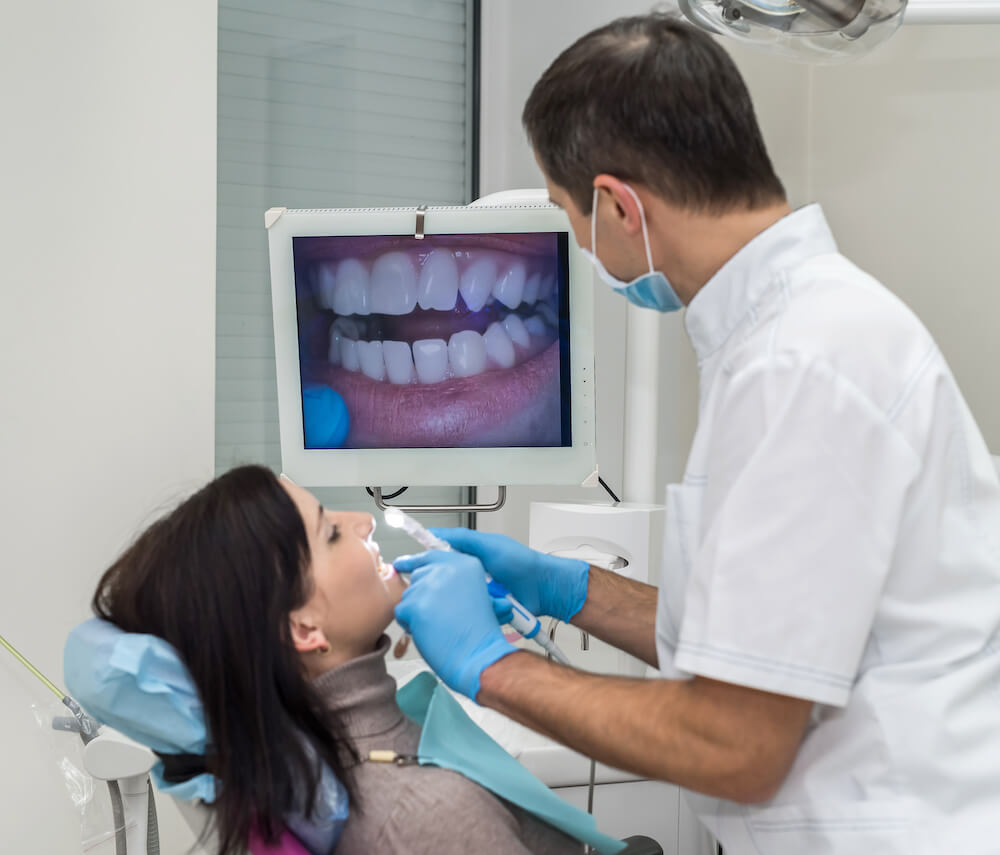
[[382, 568, 407, 604]]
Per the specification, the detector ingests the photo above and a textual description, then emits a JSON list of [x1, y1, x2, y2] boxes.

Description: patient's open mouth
[[295, 233, 566, 449]]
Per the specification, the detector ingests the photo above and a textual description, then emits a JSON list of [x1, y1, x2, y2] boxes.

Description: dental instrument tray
[[265, 203, 597, 488]]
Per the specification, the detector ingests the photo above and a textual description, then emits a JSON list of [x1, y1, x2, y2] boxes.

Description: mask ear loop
[[621, 184, 656, 274], [590, 187, 599, 257]]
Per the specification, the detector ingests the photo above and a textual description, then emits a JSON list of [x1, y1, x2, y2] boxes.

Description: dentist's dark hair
[[522, 12, 786, 215], [91, 465, 357, 855]]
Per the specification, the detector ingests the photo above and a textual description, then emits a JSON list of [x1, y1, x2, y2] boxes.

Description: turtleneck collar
[[311, 635, 405, 740]]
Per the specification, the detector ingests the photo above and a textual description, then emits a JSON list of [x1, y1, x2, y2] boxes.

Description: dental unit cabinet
[[529, 501, 665, 678]]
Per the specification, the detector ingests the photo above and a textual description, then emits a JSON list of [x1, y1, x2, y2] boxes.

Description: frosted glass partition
[[217, 0, 477, 542]]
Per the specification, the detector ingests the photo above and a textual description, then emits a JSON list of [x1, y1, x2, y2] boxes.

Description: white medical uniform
[[654, 205, 1000, 854]]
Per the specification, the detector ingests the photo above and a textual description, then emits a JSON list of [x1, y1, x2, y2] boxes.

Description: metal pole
[[622, 304, 661, 504], [905, 0, 1000, 23]]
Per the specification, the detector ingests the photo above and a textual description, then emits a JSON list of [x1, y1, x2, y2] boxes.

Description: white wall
[[0, 3, 216, 852], [807, 23, 1000, 450]]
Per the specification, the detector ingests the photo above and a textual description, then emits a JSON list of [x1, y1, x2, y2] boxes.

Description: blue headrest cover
[[64, 618, 349, 853]]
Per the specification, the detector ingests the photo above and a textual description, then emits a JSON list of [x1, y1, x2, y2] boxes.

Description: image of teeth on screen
[[292, 232, 572, 450]]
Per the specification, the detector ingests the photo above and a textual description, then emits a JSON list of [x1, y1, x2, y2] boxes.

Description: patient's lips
[[299, 234, 564, 448], [377, 560, 396, 582], [365, 532, 398, 586], [311, 342, 559, 447]]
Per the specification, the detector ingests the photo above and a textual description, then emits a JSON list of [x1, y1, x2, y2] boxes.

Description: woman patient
[[90, 464, 585, 855]]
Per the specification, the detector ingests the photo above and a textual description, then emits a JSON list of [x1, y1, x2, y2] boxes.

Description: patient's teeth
[[358, 340, 386, 381], [538, 272, 556, 302], [370, 252, 417, 316], [328, 328, 342, 365], [538, 302, 558, 327], [417, 249, 459, 311], [459, 257, 496, 312], [494, 262, 526, 310], [317, 263, 338, 309], [334, 258, 370, 316], [340, 338, 360, 371], [522, 272, 541, 306], [333, 317, 361, 340], [483, 322, 516, 369], [383, 340, 415, 385], [502, 314, 531, 349], [413, 338, 449, 384], [524, 315, 547, 338], [448, 330, 487, 378]]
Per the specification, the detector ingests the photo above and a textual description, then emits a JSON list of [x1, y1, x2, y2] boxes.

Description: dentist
[[395, 13, 1000, 854]]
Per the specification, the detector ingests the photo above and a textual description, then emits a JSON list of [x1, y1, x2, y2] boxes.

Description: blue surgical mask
[[580, 184, 683, 313]]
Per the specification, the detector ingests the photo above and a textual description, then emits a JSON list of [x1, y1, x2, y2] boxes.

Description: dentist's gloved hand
[[428, 528, 590, 623], [394, 550, 517, 701]]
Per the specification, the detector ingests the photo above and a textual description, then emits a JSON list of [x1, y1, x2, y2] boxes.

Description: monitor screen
[[292, 232, 571, 450], [266, 203, 596, 488]]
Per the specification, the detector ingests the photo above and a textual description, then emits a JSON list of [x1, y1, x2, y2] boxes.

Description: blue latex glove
[[429, 528, 590, 623], [394, 550, 517, 701]]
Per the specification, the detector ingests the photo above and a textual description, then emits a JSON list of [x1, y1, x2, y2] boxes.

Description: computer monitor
[[265, 202, 596, 487]]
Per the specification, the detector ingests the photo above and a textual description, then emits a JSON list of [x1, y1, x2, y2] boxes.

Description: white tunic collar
[[683, 203, 838, 362]]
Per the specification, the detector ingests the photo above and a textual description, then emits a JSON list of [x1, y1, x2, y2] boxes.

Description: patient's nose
[[350, 512, 375, 539]]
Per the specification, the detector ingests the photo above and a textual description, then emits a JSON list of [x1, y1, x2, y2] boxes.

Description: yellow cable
[[0, 633, 65, 699]]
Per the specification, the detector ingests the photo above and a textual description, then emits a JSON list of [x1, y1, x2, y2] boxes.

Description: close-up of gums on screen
[[292, 232, 572, 450]]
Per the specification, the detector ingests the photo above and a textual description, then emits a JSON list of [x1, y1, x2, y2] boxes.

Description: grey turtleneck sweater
[[311, 636, 585, 855]]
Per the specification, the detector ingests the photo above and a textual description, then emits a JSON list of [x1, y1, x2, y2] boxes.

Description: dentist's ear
[[593, 174, 644, 235], [289, 610, 330, 655]]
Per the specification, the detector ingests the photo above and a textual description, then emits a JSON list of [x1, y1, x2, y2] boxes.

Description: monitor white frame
[[265, 203, 597, 488]]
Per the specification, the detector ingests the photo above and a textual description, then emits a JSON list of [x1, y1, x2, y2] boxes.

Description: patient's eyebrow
[[316, 504, 325, 535]]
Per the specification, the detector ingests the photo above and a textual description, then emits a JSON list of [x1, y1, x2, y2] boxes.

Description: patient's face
[[281, 479, 406, 663]]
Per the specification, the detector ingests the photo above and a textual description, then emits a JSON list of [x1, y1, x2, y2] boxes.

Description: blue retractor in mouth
[[302, 383, 349, 448]]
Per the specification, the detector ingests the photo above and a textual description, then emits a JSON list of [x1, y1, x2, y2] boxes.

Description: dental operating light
[[678, 0, 1000, 63]]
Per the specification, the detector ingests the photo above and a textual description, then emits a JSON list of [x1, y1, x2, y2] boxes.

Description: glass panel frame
[[216, 0, 481, 555]]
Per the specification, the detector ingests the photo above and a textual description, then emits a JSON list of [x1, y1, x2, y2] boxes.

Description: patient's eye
[[327, 525, 340, 544]]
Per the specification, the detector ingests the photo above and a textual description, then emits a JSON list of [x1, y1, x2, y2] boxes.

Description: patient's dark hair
[[92, 465, 356, 855], [522, 12, 785, 215]]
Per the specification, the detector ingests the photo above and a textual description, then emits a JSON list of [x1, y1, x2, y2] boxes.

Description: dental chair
[[78, 726, 319, 855], [65, 618, 664, 854], [80, 725, 663, 855]]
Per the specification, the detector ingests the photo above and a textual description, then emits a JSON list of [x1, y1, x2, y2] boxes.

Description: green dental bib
[[396, 672, 626, 855]]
